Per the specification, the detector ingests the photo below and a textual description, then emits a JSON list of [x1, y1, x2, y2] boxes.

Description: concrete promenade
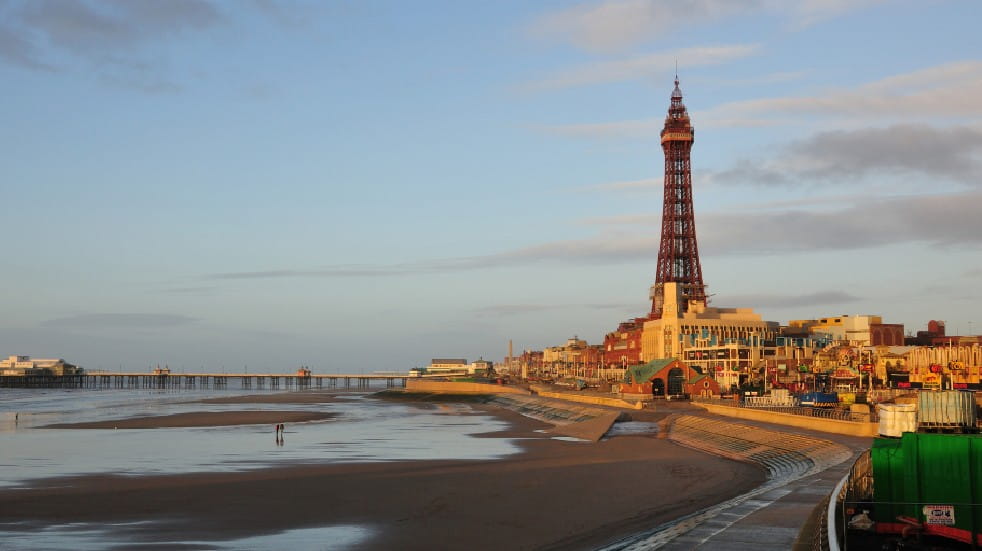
[[602, 406, 872, 551]]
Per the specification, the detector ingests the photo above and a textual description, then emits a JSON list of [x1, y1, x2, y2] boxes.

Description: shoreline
[[40, 409, 337, 429], [0, 392, 767, 550]]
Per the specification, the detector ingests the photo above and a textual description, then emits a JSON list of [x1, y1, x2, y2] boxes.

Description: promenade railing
[[692, 397, 878, 422]]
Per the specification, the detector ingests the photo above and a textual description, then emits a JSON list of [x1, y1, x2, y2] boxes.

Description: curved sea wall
[[668, 415, 853, 478], [397, 381, 625, 441]]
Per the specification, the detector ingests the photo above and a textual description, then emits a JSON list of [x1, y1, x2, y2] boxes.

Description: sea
[[0, 385, 526, 550]]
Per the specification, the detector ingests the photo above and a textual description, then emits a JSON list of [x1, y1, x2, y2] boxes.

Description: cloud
[[697, 191, 982, 255], [41, 313, 200, 329], [542, 113, 786, 138], [0, 0, 224, 91], [572, 123, 982, 196], [208, 190, 982, 282], [703, 61, 982, 124], [712, 124, 982, 188], [0, 21, 53, 70], [21, 0, 221, 52], [718, 291, 860, 309], [518, 190, 982, 260], [691, 70, 808, 88], [473, 302, 638, 317], [523, 43, 759, 91], [528, 0, 885, 52], [545, 61, 982, 138]]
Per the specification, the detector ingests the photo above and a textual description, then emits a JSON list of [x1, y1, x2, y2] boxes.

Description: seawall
[[398, 380, 622, 441], [404, 379, 531, 395], [693, 402, 879, 437], [529, 386, 644, 410]]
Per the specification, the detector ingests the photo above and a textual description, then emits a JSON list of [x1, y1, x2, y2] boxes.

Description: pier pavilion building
[[0, 355, 81, 377]]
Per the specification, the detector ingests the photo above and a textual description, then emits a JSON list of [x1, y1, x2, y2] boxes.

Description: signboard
[[954, 383, 969, 389], [923, 505, 955, 525], [897, 382, 911, 389]]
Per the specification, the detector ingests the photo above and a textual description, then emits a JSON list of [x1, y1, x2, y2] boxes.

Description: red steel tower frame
[[650, 77, 707, 318]]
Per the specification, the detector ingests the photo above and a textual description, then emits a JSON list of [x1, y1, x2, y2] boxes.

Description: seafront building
[[412, 358, 494, 377], [542, 337, 603, 374], [0, 355, 81, 377], [640, 282, 778, 363], [787, 315, 904, 347]]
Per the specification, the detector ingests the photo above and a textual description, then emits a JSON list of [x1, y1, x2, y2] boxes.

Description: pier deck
[[0, 373, 407, 390]]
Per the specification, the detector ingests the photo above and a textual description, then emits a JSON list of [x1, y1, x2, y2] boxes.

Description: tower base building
[[641, 283, 779, 366]]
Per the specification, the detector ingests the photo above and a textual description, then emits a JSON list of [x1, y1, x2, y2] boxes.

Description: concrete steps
[[489, 395, 627, 441]]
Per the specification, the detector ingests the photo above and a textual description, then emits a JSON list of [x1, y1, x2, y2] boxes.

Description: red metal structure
[[650, 77, 707, 318]]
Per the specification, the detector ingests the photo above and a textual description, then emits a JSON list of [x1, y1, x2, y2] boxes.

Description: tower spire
[[650, 76, 707, 319]]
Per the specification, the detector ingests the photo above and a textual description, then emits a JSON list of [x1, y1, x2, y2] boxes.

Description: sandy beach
[[3, 398, 765, 550], [193, 391, 343, 405], [41, 410, 336, 429]]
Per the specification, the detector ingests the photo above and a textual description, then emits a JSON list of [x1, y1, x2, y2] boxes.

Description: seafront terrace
[[0, 372, 408, 390]]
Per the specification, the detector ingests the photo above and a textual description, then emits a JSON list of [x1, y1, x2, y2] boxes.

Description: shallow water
[[0, 388, 527, 549], [0, 389, 520, 487], [0, 522, 372, 551]]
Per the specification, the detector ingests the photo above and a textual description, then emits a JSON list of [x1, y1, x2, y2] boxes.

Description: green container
[[871, 437, 907, 522], [871, 432, 982, 535]]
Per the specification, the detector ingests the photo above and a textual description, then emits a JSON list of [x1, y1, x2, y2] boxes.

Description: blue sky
[[1, 0, 980, 372]]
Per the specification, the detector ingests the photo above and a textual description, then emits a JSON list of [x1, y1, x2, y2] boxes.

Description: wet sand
[[2, 405, 765, 550], [41, 410, 336, 429], [194, 392, 343, 405]]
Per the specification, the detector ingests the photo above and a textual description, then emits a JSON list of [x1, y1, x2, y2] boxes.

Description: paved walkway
[[600, 409, 873, 551]]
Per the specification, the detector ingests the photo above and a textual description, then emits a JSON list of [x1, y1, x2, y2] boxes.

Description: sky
[[1, 0, 980, 373]]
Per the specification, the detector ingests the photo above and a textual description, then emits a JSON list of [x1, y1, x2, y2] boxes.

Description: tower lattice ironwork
[[650, 77, 707, 319]]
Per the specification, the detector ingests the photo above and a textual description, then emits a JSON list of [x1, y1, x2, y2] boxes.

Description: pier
[[0, 372, 408, 390]]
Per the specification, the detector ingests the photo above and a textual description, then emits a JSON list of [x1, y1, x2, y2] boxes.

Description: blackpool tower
[[650, 77, 707, 319]]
